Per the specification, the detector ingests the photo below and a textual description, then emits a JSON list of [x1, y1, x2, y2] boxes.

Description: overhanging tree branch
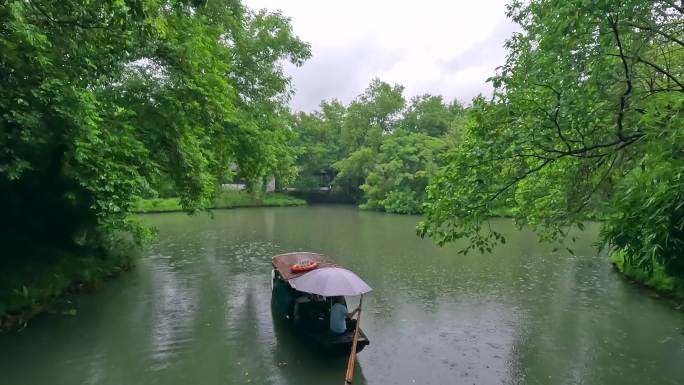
[[625, 21, 684, 47], [608, 15, 633, 142], [467, 132, 643, 211], [471, 159, 554, 209], [607, 53, 684, 91]]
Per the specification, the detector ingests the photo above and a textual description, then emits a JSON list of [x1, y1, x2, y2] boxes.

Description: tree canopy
[[290, 79, 463, 212], [361, 132, 447, 214], [400, 95, 463, 137], [0, 0, 309, 248], [418, 0, 684, 275]]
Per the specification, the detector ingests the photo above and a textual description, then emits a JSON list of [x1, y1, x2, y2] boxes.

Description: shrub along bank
[[0, 241, 138, 331], [609, 250, 684, 303]]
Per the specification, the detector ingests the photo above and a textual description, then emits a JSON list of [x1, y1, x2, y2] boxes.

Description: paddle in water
[[344, 295, 363, 385]]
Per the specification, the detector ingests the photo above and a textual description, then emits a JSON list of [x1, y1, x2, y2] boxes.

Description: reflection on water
[[146, 255, 198, 370], [0, 205, 683, 385]]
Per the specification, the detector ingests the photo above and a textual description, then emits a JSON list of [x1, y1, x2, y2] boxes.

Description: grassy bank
[[134, 191, 306, 213], [0, 242, 137, 331], [609, 250, 684, 303]]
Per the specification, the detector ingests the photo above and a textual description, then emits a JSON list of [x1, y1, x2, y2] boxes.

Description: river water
[[1, 205, 683, 385]]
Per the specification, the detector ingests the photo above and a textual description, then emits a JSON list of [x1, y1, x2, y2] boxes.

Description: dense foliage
[[0, 0, 309, 251], [360, 133, 446, 214], [418, 0, 684, 277], [288, 100, 346, 190], [290, 79, 464, 213]]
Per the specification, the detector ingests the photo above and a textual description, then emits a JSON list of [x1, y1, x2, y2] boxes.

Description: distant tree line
[[289, 79, 465, 214]]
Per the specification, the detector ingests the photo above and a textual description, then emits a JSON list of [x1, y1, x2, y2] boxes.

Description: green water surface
[[1, 206, 682, 385]]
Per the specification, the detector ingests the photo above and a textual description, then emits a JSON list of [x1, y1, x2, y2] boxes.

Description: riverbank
[[0, 242, 137, 332], [133, 191, 306, 213], [609, 250, 684, 304]]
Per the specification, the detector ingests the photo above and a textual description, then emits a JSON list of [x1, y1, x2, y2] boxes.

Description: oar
[[344, 295, 363, 385]]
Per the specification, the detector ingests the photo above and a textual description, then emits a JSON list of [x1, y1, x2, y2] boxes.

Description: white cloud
[[242, 0, 518, 111]]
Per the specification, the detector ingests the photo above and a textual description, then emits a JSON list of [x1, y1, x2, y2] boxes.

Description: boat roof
[[272, 252, 339, 281]]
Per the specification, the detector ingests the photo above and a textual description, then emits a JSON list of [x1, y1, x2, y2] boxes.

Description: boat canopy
[[291, 267, 372, 296], [272, 252, 338, 281]]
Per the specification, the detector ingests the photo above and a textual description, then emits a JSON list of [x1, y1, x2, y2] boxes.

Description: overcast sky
[[242, 0, 518, 112]]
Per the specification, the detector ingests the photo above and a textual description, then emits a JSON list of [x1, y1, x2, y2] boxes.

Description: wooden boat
[[271, 252, 370, 354]]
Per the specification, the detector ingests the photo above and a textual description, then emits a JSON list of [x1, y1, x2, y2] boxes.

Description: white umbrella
[[290, 267, 372, 296]]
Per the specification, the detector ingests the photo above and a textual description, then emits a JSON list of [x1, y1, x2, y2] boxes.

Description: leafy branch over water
[[417, 0, 684, 279]]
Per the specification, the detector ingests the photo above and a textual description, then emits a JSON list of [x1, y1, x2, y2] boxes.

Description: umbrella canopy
[[290, 267, 372, 296]]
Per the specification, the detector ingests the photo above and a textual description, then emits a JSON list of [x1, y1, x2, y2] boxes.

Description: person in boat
[[293, 294, 311, 322], [294, 293, 328, 327], [329, 296, 360, 334]]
